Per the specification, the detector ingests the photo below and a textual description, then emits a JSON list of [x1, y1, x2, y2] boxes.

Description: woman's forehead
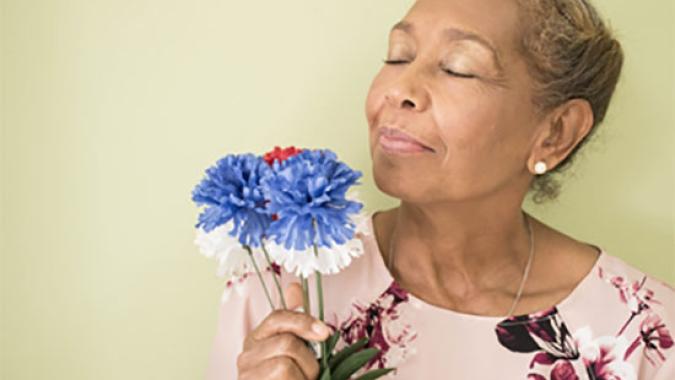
[[401, 0, 522, 53]]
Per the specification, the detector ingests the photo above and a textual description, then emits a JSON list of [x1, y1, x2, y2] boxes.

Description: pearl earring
[[534, 161, 547, 175]]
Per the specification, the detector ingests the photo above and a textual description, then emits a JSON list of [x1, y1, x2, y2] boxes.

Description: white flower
[[194, 222, 252, 277], [574, 326, 636, 380], [195, 222, 261, 303], [265, 211, 370, 278]]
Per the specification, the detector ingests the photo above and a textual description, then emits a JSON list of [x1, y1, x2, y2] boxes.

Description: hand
[[237, 283, 332, 380]]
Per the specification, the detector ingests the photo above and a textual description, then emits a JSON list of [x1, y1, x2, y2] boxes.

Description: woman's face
[[365, 0, 542, 204]]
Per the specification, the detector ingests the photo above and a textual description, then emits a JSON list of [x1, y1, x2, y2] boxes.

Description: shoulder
[[594, 252, 675, 375], [596, 252, 675, 323], [597, 252, 675, 306], [528, 215, 674, 323]]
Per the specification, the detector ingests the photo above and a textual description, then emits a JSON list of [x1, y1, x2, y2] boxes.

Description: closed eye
[[381, 59, 476, 79]]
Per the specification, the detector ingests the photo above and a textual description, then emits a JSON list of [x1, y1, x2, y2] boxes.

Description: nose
[[384, 67, 430, 112]]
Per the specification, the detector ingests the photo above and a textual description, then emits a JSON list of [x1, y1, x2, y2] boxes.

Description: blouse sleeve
[[205, 270, 286, 380], [647, 277, 675, 380]]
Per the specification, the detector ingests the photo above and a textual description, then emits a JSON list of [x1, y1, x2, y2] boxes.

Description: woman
[[208, 0, 674, 378]]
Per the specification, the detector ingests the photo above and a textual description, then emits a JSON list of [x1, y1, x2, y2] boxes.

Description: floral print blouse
[[206, 212, 675, 379]]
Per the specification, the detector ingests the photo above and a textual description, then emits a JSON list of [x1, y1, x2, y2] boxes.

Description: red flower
[[263, 146, 303, 166], [550, 360, 580, 380], [625, 313, 674, 365], [598, 269, 660, 315], [339, 281, 416, 372]]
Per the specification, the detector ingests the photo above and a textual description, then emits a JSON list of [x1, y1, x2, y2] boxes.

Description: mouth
[[377, 126, 435, 155]]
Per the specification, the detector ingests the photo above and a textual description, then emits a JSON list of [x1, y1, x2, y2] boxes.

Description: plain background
[[1, 0, 673, 378]]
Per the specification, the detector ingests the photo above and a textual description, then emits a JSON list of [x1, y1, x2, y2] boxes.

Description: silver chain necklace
[[386, 211, 535, 318]]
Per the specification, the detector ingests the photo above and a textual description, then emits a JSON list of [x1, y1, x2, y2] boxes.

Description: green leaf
[[326, 330, 340, 356], [319, 366, 332, 380], [354, 368, 395, 380], [331, 348, 380, 380], [328, 337, 369, 370]]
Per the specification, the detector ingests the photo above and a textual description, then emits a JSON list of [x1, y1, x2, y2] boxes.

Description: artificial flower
[[263, 145, 303, 165], [192, 147, 393, 378], [265, 209, 369, 277], [262, 145, 304, 221], [191, 153, 272, 247], [261, 149, 364, 251], [195, 221, 284, 303], [194, 221, 252, 278], [265, 180, 367, 277]]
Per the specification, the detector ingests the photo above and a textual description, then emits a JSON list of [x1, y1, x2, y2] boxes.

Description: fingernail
[[311, 321, 330, 337]]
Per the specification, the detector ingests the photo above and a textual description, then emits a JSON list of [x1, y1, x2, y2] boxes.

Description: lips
[[377, 126, 435, 153]]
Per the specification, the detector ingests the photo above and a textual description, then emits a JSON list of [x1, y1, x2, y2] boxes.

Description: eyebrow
[[390, 20, 504, 72]]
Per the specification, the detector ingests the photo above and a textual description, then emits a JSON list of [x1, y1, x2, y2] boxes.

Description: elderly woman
[[207, 0, 674, 379]]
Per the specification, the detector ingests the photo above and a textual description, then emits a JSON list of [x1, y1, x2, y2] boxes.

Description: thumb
[[284, 282, 304, 311]]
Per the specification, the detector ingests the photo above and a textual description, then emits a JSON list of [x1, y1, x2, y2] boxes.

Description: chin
[[371, 154, 479, 204], [371, 159, 429, 204]]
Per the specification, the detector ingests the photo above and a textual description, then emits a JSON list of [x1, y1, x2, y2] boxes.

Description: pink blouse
[[205, 211, 675, 379]]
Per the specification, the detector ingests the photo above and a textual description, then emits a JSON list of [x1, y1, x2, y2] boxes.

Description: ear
[[527, 98, 595, 174]]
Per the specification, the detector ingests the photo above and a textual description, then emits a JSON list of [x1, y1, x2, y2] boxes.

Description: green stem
[[312, 220, 328, 367], [301, 276, 311, 315], [315, 269, 325, 321], [261, 241, 287, 309], [310, 219, 325, 321], [315, 268, 328, 367], [244, 245, 275, 311], [300, 276, 317, 357]]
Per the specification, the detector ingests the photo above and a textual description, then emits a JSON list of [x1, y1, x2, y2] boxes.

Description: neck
[[386, 198, 533, 299]]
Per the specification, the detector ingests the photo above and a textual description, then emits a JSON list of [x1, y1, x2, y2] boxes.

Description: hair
[[515, 0, 624, 204]]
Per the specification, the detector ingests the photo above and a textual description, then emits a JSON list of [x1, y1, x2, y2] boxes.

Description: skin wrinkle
[[388, 21, 510, 88], [391, 20, 506, 75]]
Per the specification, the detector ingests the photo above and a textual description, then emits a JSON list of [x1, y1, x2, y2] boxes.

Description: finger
[[251, 309, 331, 343], [285, 282, 304, 311], [238, 333, 320, 380], [240, 356, 308, 380]]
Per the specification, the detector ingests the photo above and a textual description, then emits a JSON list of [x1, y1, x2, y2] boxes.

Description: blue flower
[[261, 149, 363, 251], [191, 153, 272, 248]]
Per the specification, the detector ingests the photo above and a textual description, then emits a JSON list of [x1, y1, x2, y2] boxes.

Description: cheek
[[364, 72, 390, 151], [433, 87, 531, 178], [434, 87, 504, 154], [365, 72, 387, 124]]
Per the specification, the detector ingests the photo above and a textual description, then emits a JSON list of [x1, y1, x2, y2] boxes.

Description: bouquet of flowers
[[192, 146, 394, 380]]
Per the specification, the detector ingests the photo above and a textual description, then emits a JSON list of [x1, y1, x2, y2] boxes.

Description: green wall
[[1, 0, 672, 378]]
